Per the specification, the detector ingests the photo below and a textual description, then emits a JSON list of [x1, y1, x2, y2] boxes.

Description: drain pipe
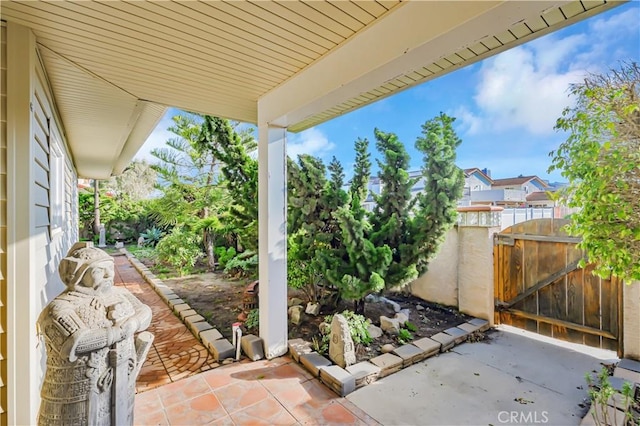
[[232, 322, 242, 360]]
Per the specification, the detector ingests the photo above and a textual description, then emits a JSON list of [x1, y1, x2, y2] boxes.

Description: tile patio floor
[[113, 253, 379, 425]]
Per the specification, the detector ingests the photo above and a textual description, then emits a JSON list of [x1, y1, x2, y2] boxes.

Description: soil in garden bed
[[154, 268, 474, 363]]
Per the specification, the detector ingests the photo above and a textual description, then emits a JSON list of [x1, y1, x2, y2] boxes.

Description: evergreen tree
[[199, 116, 259, 251], [411, 113, 465, 274], [370, 130, 420, 288]]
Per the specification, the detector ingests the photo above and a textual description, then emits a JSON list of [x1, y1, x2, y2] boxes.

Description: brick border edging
[[289, 319, 490, 396], [121, 249, 492, 397], [120, 248, 249, 363]]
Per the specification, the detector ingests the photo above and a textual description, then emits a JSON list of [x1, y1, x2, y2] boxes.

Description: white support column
[[6, 22, 39, 425], [257, 124, 288, 359]]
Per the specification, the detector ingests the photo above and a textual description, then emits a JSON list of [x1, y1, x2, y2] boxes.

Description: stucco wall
[[623, 282, 640, 361], [410, 228, 458, 307], [457, 227, 498, 323]]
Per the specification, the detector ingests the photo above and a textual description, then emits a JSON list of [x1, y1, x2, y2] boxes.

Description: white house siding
[[0, 22, 7, 426], [6, 23, 78, 425]]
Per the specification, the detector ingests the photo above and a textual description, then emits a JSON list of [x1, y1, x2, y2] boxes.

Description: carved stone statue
[[37, 242, 153, 426]]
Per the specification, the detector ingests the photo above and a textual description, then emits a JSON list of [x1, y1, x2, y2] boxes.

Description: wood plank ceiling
[[0, 0, 621, 176]]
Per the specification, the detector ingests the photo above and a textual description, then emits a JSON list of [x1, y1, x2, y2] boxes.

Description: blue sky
[[137, 2, 639, 182]]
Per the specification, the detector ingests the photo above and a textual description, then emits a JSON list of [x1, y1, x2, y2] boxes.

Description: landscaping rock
[[319, 322, 331, 335], [241, 334, 264, 361], [416, 304, 425, 311], [367, 324, 383, 339], [288, 305, 304, 325], [305, 302, 320, 316], [288, 338, 313, 362], [380, 344, 395, 354], [319, 365, 356, 396], [288, 297, 304, 307], [329, 314, 356, 368], [380, 316, 401, 335], [395, 312, 409, 324], [346, 362, 381, 389], [399, 309, 411, 321], [379, 296, 401, 313]]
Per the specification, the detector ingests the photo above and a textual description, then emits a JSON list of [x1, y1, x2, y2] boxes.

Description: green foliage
[[200, 116, 259, 251], [140, 227, 164, 247], [585, 366, 638, 425], [404, 321, 418, 332], [151, 113, 230, 270], [323, 311, 373, 346], [410, 113, 465, 275], [245, 308, 259, 331], [156, 228, 203, 276], [224, 251, 258, 278], [214, 246, 237, 268], [397, 328, 414, 344], [127, 246, 159, 264], [370, 129, 420, 288], [549, 62, 640, 281]]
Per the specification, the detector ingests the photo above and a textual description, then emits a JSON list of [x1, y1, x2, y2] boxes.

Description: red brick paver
[[113, 254, 219, 393], [113, 253, 380, 425]]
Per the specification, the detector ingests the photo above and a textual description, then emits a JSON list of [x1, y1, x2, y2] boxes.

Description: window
[[49, 126, 64, 237]]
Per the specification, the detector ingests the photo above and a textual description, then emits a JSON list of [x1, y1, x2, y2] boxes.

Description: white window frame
[[49, 125, 64, 238]]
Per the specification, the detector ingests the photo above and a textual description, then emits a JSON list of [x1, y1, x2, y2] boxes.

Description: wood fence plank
[[509, 239, 526, 328], [522, 240, 539, 332], [583, 268, 602, 348], [566, 268, 585, 344]]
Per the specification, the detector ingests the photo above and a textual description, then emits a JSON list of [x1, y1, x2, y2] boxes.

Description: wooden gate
[[494, 219, 623, 354]]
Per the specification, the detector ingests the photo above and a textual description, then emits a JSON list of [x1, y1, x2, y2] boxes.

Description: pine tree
[[411, 113, 465, 274], [199, 116, 259, 251], [370, 129, 420, 288]]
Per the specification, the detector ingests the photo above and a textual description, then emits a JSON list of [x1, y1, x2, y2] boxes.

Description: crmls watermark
[[497, 411, 549, 424]]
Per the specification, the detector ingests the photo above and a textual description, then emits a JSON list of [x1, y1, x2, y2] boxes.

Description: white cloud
[[457, 7, 639, 137], [287, 127, 336, 159]]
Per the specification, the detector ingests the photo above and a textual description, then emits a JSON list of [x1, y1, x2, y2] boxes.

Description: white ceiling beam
[[258, 0, 572, 128]]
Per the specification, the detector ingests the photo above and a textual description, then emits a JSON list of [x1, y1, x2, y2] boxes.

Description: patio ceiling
[[1, 0, 624, 178]]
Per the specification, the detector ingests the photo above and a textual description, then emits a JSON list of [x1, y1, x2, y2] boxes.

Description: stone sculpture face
[[78, 260, 114, 292]]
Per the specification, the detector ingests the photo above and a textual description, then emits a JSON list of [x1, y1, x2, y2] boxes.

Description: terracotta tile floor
[[113, 253, 379, 425]]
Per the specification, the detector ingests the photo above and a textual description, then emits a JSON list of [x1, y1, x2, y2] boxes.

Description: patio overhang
[[1, 0, 626, 177]]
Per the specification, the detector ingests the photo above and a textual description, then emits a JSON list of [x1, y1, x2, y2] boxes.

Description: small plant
[[404, 321, 418, 333], [397, 328, 414, 344], [585, 366, 638, 425], [214, 246, 237, 269], [140, 227, 164, 247], [312, 335, 329, 355], [323, 310, 372, 346], [156, 227, 203, 276], [245, 308, 259, 331]]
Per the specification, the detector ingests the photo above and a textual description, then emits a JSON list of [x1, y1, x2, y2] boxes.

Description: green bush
[[245, 308, 259, 331], [323, 310, 372, 346], [156, 228, 203, 276], [224, 251, 258, 278], [140, 227, 164, 247], [215, 246, 237, 268]]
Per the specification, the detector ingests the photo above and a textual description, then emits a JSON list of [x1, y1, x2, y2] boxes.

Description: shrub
[[323, 310, 372, 346], [224, 251, 258, 278], [245, 308, 259, 331], [156, 228, 203, 276], [215, 246, 237, 268], [140, 227, 164, 247]]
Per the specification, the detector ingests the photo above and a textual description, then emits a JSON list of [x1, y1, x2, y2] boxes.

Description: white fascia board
[[258, 0, 571, 129], [112, 101, 167, 176]]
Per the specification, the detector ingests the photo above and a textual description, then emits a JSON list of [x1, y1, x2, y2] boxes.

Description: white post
[[257, 124, 288, 359]]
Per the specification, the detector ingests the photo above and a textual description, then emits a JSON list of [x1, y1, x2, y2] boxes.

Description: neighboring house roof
[[463, 168, 493, 186], [526, 191, 551, 202], [492, 176, 549, 188]]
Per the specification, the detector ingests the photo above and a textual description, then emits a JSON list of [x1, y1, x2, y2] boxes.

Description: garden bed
[[131, 248, 475, 363]]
